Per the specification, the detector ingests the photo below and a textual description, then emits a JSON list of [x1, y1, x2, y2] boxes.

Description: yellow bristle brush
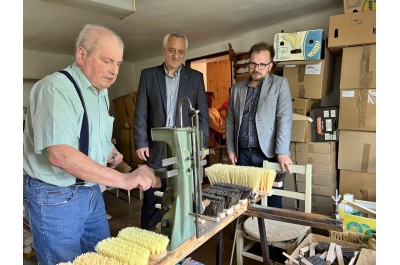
[[118, 226, 169, 261], [95, 237, 150, 265], [204, 164, 276, 194], [56, 252, 125, 265]]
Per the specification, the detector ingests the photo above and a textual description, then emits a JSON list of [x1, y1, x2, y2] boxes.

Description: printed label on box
[[342, 91, 355, 97], [305, 62, 322, 75]]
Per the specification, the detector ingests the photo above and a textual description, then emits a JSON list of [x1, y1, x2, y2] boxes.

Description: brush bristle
[[213, 182, 253, 200], [73, 252, 125, 265], [118, 227, 169, 256], [204, 164, 276, 193], [95, 237, 150, 265]]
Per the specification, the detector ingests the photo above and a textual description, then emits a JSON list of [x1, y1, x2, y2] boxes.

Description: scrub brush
[[213, 182, 253, 201], [201, 193, 225, 217], [204, 164, 276, 194], [117, 226, 169, 261], [95, 237, 150, 265], [56, 252, 125, 265]]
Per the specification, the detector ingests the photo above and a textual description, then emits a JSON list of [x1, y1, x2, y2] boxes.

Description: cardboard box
[[298, 203, 334, 216], [290, 142, 296, 151], [328, 11, 376, 53], [283, 173, 296, 191], [273, 29, 324, 61], [296, 173, 337, 186], [292, 98, 321, 116], [280, 50, 334, 99], [295, 142, 336, 154], [297, 162, 337, 176], [296, 181, 337, 196], [296, 152, 336, 165], [338, 131, 376, 173], [339, 170, 376, 201], [291, 114, 312, 142], [290, 150, 296, 162], [343, 0, 376, 14], [282, 197, 298, 210], [340, 45, 376, 89], [298, 195, 334, 216], [339, 89, 376, 131], [355, 248, 376, 265], [310, 107, 339, 142], [288, 233, 362, 260], [112, 92, 137, 128]]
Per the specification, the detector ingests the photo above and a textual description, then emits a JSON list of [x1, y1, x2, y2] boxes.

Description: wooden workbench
[[150, 203, 248, 265]]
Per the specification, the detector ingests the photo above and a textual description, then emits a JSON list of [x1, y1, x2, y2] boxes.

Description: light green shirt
[[23, 63, 114, 187]]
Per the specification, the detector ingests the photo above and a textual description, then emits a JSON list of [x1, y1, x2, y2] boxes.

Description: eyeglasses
[[249, 61, 272, 70]]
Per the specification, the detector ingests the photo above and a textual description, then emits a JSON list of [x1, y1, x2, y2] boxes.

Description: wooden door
[[206, 58, 231, 108]]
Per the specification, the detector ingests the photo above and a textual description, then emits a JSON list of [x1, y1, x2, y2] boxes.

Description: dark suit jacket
[[134, 63, 209, 169]]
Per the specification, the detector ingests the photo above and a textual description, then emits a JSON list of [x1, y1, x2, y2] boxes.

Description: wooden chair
[[235, 161, 313, 265]]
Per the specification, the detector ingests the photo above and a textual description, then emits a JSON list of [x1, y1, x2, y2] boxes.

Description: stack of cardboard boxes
[[328, 5, 376, 202], [274, 29, 338, 215]]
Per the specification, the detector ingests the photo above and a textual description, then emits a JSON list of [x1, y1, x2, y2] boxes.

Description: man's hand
[[107, 148, 123, 168], [228, 152, 237, 165], [124, 165, 160, 191], [136, 147, 149, 161], [277, 154, 293, 174]]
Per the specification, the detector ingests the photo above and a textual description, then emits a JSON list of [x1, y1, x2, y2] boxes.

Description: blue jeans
[[237, 147, 283, 208], [23, 176, 110, 265]]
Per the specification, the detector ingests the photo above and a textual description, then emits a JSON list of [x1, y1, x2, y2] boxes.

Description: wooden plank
[[150, 204, 247, 265], [341, 200, 376, 218], [245, 205, 343, 231]]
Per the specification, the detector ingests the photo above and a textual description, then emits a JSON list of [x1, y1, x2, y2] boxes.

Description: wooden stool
[[241, 217, 310, 264]]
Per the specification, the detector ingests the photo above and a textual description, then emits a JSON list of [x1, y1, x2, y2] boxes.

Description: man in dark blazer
[[134, 31, 209, 230], [225, 42, 293, 208]]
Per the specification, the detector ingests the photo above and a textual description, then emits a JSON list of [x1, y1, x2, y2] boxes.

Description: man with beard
[[225, 42, 293, 208]]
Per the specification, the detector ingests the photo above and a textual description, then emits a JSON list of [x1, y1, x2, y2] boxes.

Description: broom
[[204, 164, 276, 194]]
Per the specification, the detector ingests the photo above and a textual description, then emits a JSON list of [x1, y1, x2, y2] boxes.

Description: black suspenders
[[58, 71, 87, 185]]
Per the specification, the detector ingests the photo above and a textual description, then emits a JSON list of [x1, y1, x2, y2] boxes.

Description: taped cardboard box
[[273, 29, 324, 61], [299, 162, 337, 176], [292, 98, 321, 116], [296, 152, 337, 165], [343, 0, 376, 14], [295, 142, 336, 154], [338, 131, 376, 173], [328, 11, 376, 53], [339, 170, 376, 201], [291, 114, 312, 142], [296, 173, 337, 186], [296, 181, 337, 196], [280, 49, 334, 99], [340, 45, 376, 89], [298, 194, 334, 216], [339, 89, 376, 131]]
